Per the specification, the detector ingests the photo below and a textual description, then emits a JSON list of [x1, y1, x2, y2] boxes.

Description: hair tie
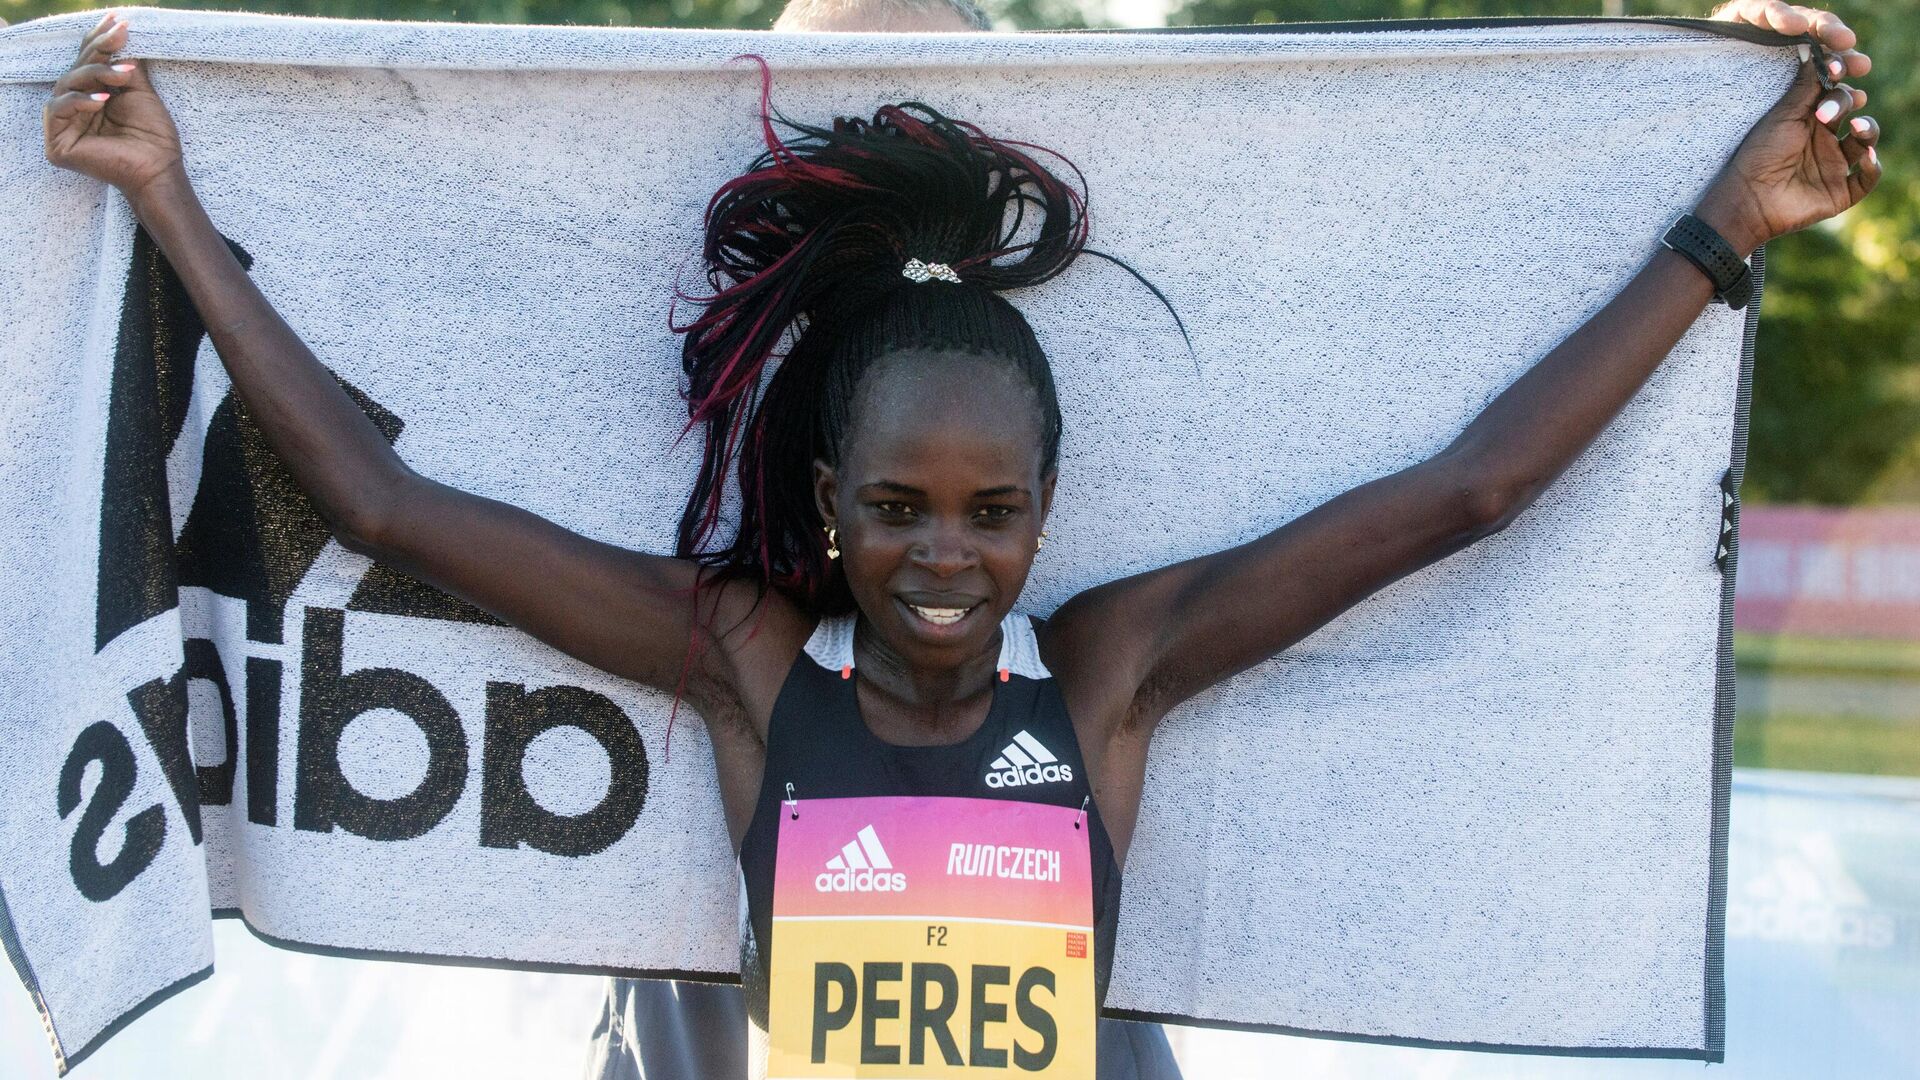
[[902, 257, 963, 284]]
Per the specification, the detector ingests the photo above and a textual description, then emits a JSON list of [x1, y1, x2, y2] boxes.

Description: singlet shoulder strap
[[801, 611, 857, 674], [800, 609, 1052, 680], [998, 611, 1052, 680]]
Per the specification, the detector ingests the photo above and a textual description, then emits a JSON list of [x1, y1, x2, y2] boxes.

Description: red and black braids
[[657, 53, 1190, 754]]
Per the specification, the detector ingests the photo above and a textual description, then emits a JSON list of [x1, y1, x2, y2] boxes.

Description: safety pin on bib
[[785, 782, 799, 820], [1074, 794, 1089, 831]]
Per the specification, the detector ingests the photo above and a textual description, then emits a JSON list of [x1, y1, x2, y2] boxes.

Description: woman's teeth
[[908, 603, 971, 626]]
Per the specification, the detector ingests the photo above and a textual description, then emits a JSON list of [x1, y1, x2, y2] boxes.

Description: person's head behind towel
[[773, 0, 992, 33], [668, 47, 1182, 685]]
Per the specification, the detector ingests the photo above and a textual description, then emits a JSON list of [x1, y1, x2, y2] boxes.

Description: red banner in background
[[1735, 506, 1920, 641]]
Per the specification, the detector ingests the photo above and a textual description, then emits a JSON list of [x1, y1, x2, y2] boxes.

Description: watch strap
[[1661, 213, 1753, 309]]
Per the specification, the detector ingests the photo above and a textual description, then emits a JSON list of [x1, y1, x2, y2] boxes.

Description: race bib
[[768, 795, 1095, 1078]]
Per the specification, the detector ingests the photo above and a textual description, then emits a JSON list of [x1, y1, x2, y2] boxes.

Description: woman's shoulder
[[694, 576, 819, 729]]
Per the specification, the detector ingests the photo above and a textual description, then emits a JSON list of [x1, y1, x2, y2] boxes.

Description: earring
[[1036, 529, 1048, 552], [825, 526, 839, 560]]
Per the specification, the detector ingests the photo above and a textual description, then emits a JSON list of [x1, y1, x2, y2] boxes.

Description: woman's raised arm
[[1047, 39, 1882, 743], [44, 14, 790, 705]]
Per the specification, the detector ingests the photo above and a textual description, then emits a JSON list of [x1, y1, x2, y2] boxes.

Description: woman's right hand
[[43, 11, 184, 201]]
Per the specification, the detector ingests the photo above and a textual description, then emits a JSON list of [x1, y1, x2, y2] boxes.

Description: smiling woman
[[649, 76, 1185, 1071]]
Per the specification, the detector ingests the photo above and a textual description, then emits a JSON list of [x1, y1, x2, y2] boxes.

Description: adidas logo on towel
[[814, 825, 907, 893], [984, 730, 1074, 789]]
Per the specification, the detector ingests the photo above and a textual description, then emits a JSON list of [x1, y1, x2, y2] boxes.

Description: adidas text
[[814, 868, 908, 893], [985, 762, 1073, 788]]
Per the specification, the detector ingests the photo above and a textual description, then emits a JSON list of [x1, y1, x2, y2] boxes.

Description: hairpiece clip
[[902, 257, 962, 284]]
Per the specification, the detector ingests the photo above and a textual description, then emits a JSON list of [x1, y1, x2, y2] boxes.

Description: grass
[[1734, 632, 1920, 680], [1732, 633, 1920, 777], [1734, 712, 1920, 778]]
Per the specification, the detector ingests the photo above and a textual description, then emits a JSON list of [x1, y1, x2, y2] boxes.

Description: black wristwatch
[[1661, 213, 1753, 309]]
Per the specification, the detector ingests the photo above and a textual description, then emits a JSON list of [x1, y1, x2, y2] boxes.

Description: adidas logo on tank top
[[984, 729, 1075, 789]]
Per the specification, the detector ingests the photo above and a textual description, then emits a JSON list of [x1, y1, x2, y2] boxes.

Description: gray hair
[[773, 0, 994, 31]]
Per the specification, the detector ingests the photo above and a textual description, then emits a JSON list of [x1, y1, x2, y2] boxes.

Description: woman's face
[[813, 348, 1055, 671]]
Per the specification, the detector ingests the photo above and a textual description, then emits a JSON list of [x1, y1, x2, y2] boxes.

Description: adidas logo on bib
[[984, 730, 1074, 789], [814, 825, 907, 893]]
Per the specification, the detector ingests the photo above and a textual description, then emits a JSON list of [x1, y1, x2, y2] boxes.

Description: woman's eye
[[976, 506, 1016, 524], [876, 501, 915, 518]]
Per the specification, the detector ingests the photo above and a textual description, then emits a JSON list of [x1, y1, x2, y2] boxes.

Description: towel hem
[[1704, 241, 1766, 1060], [1073, 15, 1796, 48], [213, 906, 744, 983]]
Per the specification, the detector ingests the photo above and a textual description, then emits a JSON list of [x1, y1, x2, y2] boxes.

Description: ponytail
[[658, 53, 1189, 753]]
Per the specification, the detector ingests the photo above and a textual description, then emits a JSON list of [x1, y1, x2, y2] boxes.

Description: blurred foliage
[[0, 0, 1106, 30], [0, 0, 784, 27], [4, 0, 1914, 503]]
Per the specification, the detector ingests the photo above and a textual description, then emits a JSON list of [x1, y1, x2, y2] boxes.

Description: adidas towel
[[0, 8, 1795, 1072]]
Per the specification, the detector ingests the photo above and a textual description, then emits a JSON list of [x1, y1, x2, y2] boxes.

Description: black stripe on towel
[[1040, 15, 1801, 48]]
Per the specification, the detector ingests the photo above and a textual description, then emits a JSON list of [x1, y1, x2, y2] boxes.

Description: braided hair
[[660, 53, 1189, 747]]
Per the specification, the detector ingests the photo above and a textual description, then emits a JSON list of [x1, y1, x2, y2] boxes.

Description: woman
[[45, 9, 1880, 1077]]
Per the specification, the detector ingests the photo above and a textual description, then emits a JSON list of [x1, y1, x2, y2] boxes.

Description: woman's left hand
[[1694, 0, 1881, 255]]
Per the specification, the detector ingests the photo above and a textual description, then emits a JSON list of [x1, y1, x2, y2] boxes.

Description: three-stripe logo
[[813, 824, 907, 893], [984, 730, 1075, 789]]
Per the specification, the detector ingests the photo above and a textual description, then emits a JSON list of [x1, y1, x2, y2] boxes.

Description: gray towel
[[0, 9, 1792, 1071]]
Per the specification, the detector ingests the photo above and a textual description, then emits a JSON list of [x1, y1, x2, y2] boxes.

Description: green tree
[[1, 0, 787, 27], [0, 0, 1109, 28]]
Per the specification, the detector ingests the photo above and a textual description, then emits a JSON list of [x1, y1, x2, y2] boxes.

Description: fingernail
[[90, 92, 110, 101], [1852, 117, 1871, 135], [1829, 59, 1843, 76], [1816, 100, 1839, 123], [1796, 43, 1811, 63], [1869, 145, 1879, 167], [111, 62, 134, 71]]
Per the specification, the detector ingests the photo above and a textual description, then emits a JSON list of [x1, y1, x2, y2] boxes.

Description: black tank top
[[736, 607, 1124, 1042]]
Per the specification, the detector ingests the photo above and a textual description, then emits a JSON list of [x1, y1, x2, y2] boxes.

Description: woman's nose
[[909, 523, 978, 575]]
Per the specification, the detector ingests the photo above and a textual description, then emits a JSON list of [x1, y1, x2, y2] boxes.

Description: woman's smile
[[896, 594, 984, 637]]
